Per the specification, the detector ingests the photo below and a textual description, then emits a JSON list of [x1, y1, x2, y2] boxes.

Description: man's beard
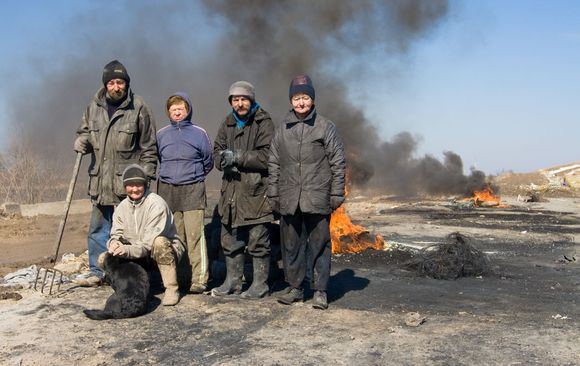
[[108, 89, 126, 101]]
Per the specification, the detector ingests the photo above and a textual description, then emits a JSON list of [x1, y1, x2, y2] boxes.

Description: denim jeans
[[87, 204, 114, 277]]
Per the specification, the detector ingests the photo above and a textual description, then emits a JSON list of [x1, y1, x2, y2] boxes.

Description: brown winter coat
[[268, 108, 346, 215], [77, 88, 158, 206], [213, 108, 274, 227]]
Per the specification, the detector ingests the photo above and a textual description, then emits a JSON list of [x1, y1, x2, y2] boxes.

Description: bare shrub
[[0, 136, 67, 204]]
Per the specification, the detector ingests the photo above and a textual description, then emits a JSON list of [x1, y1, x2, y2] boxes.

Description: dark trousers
[[280, 211, 331, 291], [221, 223, 270, 258]]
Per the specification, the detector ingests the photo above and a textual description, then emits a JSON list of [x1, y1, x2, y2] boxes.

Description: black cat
[[83, 253, 150, 320]]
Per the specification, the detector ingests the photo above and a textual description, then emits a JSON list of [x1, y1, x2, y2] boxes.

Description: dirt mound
[[494, 162, 580, 197]]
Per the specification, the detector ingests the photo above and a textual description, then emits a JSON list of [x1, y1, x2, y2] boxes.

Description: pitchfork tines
[[34, 267, 64, 295]]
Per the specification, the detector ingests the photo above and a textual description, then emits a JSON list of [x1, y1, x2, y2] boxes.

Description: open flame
[[463, 186, 503, 207], [330, 205, 385, 253], [330, 171, 386, 254]]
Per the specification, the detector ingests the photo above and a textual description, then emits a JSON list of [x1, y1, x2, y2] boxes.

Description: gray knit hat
[[122, 164, 147, 186], [228, 81, 255, 103]]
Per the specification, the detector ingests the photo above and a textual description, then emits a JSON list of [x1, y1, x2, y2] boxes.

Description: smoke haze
[[4, 0, 491, 196]]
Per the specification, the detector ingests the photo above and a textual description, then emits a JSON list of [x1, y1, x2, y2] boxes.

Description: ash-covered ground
[[1, 195, 579, 365]]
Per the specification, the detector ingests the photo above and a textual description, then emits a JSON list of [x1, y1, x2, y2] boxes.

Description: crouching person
[[107, 164, 185, 306]]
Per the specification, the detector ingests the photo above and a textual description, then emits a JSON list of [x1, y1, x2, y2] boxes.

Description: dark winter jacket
[[157, 92, 213, 185], [268, 108, 346, 215], [77, 87, 158, 206], [213, 107, 274, 227]]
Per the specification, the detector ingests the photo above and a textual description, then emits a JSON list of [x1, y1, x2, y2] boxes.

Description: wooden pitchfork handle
[[51, 152, 83, 263]]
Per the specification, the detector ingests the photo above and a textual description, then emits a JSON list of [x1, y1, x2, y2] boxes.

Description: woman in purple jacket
[[157, 92, 213, 294]]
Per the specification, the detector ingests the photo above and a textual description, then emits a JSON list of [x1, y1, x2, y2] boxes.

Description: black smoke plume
[[3, 0, 490, 197]]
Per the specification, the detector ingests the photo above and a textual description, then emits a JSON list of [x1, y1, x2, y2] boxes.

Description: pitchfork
[[51, 151, 83, 263]]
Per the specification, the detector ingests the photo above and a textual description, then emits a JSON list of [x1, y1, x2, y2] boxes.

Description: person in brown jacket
[[211, 81, 274, 299], [73, 60, 158, 286], [268, 75, 346, 310]]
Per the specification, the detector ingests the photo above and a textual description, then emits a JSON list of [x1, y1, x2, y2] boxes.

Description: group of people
[[73, 60, 346, 310]]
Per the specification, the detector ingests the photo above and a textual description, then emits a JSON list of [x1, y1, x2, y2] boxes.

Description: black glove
[[224, 165, 239, 175], [73, 136, 90, 154], [330, 195, 345, 210], [220, 150, 235, 169]]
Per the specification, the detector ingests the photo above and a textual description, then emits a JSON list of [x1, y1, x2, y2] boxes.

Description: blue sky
[[359, 1, 580, 174], [0, 1, 578, 175]]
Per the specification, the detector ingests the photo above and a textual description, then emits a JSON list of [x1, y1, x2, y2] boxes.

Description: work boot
[[240, 256, 270, 300], [73, 272, 103, 287], [312, 290, 328, 310], [211, 253, 244, 297], [189, 283, 206, 294], [276, 287, 304, 305], [159, 263, 180, 306]]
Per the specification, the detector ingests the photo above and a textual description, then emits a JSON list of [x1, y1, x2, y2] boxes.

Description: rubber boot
[[159, 263, 180, 306], [211, 253, 244, 297], [240, 256, 270, 299]]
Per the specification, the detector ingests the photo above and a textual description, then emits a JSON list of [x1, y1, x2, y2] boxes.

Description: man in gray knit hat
[[211, 81, 275, 299]]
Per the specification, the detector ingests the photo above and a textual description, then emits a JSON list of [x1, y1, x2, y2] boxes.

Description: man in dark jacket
[[73, 60, 158, 286], [268, 75, 346, 310], [211, 81, 274, 299]]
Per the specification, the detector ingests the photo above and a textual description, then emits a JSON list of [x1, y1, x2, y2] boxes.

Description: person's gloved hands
[[73, 136, 90, 154], [330, 195, 345, 210], [233, 150, 243, 166], [220, 150, 235, 169], [224, 165, 239, 175]]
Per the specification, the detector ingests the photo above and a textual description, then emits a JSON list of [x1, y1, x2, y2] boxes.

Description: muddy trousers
[[87, 205, 114, 277], [174, 210, 209, 287], [220, 223, 271, 257], [280, 212, 331, 291], [151, 236, 185, 305]]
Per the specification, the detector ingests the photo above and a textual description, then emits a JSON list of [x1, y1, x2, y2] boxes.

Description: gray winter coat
[[268, 108, 346, 215], [77, 87, 158, 206], [213, 108, 274, 227]]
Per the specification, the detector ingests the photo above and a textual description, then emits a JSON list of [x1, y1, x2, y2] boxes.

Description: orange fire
[[330, 173, 386, 253], [330, 205, 385, 253], [463, 186, 503, 207]]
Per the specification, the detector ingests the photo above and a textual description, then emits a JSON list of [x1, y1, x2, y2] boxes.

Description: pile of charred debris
[[329, 187, 579, 283]]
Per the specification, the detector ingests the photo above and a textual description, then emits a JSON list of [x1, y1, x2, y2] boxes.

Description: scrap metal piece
[[34, 267, 64, 295]]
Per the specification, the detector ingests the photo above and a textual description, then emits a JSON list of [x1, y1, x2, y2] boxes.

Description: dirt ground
[[0, 213, 89, 276], [1, 187, 579, 365]]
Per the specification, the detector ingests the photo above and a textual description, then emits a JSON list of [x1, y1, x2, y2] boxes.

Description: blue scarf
[[233, 102, 260, 129]]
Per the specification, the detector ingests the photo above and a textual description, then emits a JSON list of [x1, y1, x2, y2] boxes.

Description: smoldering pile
[[406, 232, 490, 279]]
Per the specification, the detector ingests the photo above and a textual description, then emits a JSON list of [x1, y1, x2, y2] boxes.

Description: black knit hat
[[102, 60, 130, 86], [122, 164, 147, 186], [289, 74, 315, 100]]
